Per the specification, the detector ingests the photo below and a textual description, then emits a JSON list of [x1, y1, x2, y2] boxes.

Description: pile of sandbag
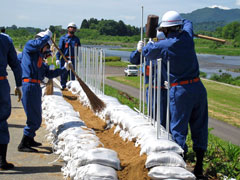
[[42, 87, 120, 180], [67, 81, 196, 180]]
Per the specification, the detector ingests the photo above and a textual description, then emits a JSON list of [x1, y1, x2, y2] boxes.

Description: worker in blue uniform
[[18, 29, 72, 153], [56, 22, 81, 90], [140, 11, 208, 179], [0, 33, 22, 170], [130, 31, 168, 127]]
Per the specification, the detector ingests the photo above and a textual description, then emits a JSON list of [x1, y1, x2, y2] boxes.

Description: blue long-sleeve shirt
[[0, 34, 22, 87], [130, 50, 166, 85], [142, 20, 199, 83], [20, 35, 67, 80], [56, 34, 81, 60]]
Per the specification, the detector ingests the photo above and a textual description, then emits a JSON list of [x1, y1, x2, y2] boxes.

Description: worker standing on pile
[[140, 11, 208, 179], [0, 33, 22, 170], [56, 22, 81, 90], [130, 31, 168, 127], [18, 29, 72, 153]]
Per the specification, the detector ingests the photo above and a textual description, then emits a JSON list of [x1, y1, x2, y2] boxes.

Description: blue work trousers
[[169, 81, 208, 152], [22, 82, 42, 138], [0, 80, 11, 144], [60, 58, 75, 88]]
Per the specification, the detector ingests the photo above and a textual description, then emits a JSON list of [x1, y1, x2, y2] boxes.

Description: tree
[[81, 19, 89, 29]]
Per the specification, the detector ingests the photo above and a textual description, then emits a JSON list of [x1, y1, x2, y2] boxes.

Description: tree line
[[1, 20, 240, 47]]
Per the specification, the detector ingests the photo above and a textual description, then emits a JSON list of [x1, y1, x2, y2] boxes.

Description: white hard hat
[[157, 31, 165, 40], [67, 22, 77, 28], [36, 29, 52, 46], [160, 11, 183, 27]]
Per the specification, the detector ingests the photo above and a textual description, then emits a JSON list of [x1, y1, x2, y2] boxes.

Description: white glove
[[49, 64, 55, 70], [15, 86, 22, 102], [64, 60, 73, 71], [56, 60, 60, 66], [137, 40, 144, 52], [164, 81, 169, 89], [45, 29, 52, 38]]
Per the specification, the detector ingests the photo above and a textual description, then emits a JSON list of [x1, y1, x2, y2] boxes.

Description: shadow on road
[[0, 165, 61, 174], [8, 124, 25, 128]]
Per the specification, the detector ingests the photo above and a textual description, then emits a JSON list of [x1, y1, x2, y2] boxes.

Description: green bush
[[104, 56, 121, 62], [210, 73, 240, 86], [200, 71, 207, 78]]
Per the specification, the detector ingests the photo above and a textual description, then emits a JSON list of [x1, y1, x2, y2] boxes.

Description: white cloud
[[236, 0, 240, 6], [209, 5, 231, 10]]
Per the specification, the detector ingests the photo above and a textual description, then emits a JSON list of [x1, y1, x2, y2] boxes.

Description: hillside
[[181, 7, 240, 31]]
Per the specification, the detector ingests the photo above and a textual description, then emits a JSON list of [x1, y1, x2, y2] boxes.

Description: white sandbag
[[74, 164, 118, 180], [145, 152, 186, 168], [148, 166, 196, 180], [140, 138, 184, 156], [78, 148, 121, 170]]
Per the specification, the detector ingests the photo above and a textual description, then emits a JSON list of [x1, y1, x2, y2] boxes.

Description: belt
[[0, 76, 7, 80], [23, 79, 40, 83], [171, 77, 200, 87]]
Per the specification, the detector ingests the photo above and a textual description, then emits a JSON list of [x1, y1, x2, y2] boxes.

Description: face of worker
[[68, 26, 76, 35], [41, 44, 50, 54]]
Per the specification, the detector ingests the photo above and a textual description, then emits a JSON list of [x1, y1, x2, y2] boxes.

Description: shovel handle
[[194, 34, 226, 43]]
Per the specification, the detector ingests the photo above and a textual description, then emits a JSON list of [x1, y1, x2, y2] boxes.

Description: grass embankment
[[104, 84, 240, 179], [107, 76, 240, 128]]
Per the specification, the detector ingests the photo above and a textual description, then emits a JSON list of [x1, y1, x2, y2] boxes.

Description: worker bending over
[[18, 29, 72, 152]]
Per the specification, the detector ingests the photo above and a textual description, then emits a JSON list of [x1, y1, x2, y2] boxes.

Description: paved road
[[104, 66, 240, 146], [0, 67, 63, 180]]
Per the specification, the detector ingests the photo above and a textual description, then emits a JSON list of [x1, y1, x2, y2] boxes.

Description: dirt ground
[[62, 90, 150, 180]]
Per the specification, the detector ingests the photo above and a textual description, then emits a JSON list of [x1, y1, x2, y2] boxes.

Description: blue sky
[[1, 0, 240, 29]]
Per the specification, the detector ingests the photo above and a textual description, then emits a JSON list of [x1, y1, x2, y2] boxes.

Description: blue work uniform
[[20, 35, 67, 138], [0, 34, 22, 144], [142, 20, 208, 153], [130, 50, 167, 127], [56, 34, 81, 89]]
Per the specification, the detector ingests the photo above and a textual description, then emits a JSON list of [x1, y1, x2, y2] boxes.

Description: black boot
[[194, 150, 205, 179], [28, 137, 42, 147], [0, 144, 14, 170], [18, 135, 38, 152]]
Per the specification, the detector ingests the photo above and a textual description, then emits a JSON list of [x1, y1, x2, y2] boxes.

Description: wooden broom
[[51, 38, 106, 112]]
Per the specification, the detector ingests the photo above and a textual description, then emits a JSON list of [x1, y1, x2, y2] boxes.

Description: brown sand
[[62, 90, 150, 180]]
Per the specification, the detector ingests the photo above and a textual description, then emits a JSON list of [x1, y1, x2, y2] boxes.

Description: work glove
[[64, 60, 73, 71], [56, 59, 60, 66], [49, 64, 55, 70], [164, 81, 169, 89], [15, 86, 22, 102], [137, 41, 144, 52]]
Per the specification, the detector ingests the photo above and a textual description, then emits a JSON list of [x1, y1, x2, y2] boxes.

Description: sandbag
[[74, 164, 118, 180], [78, 148, 121, 170], [145, 152, 186, 169], [148, 166, 196, 180]]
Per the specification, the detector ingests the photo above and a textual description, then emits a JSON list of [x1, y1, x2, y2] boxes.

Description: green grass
[[109, 48, 136, 52], [105, 61, 130, 67], [104, 84, 240, 179], [107, 76, 240, 128]]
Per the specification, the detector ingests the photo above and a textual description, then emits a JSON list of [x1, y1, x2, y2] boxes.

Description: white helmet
[[160, 11, 183, 27], [67, 22, 77, 28], [36, 29, 52, 46]]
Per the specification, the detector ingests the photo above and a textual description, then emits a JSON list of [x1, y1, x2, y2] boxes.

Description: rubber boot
[[194, 150, 205, 179], [0, 144, 14, 170], [18, 135, 38, 153], [28, 137, 42, 147]]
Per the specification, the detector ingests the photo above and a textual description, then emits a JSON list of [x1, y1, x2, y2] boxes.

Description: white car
[[124, 65, 138, 76]]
